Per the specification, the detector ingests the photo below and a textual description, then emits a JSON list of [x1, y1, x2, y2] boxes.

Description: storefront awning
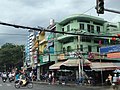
[[49, 62, 63, 70], [62, 59, 91, 67], [62, 59, 79, 67], [49, 59, 91, 70], [114, 63, 120, 68], [90, 62, 118, 71]]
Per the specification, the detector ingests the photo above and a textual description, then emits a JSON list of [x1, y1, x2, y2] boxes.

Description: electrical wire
[[0, 21, 119, 38], [82, 6, 95, 14], [0, 33, 27, 36]]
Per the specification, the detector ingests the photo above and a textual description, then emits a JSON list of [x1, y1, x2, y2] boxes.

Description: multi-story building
[[49, 14, 120, 84], [25, 14, 120, 83], [24, 30, 38, 71], [24, 30, 34, 69], [38, 19, 56, 74], [54, 14, 120, 60]]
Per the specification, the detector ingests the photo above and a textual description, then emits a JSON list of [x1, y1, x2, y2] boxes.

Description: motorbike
[[14, 78, 33, 89], [2, 77, 7, 83], [9, 76, 14, 82], [112, 83, 118, 90]]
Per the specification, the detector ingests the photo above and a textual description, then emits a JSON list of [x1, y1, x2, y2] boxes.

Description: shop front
[[49, 59, 91, 84], [89, 62, 118, 85]]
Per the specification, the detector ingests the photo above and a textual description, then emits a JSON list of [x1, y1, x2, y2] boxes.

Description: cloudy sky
[[0, 0, 120, 47]]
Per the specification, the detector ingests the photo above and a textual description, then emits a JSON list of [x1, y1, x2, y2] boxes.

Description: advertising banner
[[100, 45, 120, 54]]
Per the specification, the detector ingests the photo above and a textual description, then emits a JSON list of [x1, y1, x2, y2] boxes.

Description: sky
[[0, 0, 120, 47]]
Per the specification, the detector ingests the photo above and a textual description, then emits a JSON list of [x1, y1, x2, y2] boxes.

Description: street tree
[[0, 43, 24, 71]]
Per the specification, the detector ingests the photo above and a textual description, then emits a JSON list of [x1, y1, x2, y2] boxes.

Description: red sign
[[107, 52, 120, 58]]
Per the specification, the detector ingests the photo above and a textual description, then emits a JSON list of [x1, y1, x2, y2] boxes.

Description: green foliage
[[0, 43, 25, 71]]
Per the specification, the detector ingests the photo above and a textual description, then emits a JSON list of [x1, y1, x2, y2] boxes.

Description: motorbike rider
[[8, 72, 14, 82], [1, 72, 7, 81], [112, 74, 118, 90], [19, 72, 28, 86], [8, 72, 12, 78], [14, 71, 33, 89], [113, 74, 118, 84]]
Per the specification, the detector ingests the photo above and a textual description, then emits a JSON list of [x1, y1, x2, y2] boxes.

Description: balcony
[[57, 35, 76, 41]]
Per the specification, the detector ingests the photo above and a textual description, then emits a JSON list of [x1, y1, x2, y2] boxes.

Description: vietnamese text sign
[[100, 45, 120, 54]]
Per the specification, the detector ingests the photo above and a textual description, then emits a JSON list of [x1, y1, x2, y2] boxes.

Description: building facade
[[25, 14, 120, 83]]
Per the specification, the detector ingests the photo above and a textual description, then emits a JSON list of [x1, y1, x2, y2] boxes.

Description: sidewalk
[[33, 80, 113, 90]]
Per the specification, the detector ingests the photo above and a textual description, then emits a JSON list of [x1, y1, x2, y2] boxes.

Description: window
[[63, 47, 66, 53], [88, 45, 92, 52], [97, 46, 99, 52], [67, 46, 72, 52], [80, 45, 83, 51], [91, 25, 94, 33], [81, 36, 91, 42], [87, 24, 94, 33], [97, 26, 100, 33], [67, 25, 70, 31], [94, 39, 99, 43], [80, 24, 84, 30], [77, 45, 79, 50], [62, 28, 64, 34], [87, 25, 90, 32]]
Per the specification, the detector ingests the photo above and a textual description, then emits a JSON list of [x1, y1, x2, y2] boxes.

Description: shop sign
[[100, 45, 120, 54], [43, 55, 49, 62], [107, 52, 120, 58]]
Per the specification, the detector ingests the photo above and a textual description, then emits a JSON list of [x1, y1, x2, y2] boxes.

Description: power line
[[0, 21, 119, 38], [83, 6, 95, 14]]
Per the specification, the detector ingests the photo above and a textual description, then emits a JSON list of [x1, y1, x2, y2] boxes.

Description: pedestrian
[[48, 73, 52, 84], [106, 74, 112, 85], [51, 72, 55, 84], [44, 72, 48, 82]]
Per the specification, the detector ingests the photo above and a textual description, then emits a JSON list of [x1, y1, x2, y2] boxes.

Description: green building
[[49, 14, 120, 84], [54, 14, 120, 61]]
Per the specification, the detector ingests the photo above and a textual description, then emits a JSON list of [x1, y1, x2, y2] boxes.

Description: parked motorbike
[[14, 78, 33, 89], [112, 83, 118, 90], [59, 76, 67, 85]]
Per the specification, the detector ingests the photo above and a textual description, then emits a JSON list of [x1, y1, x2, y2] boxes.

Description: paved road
[[0, 77, 113, 90]]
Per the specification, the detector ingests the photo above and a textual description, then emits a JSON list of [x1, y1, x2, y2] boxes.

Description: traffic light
[[96, 0, 104, 14]]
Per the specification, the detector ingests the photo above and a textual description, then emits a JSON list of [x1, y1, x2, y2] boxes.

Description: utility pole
[[77, 35, 81, 80], [75, 51, 84, 84], [37, 40, 40, 81]]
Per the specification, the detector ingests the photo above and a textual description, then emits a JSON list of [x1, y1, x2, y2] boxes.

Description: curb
[[33, 81, 113, 89], [33, 81, 77, 86]]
